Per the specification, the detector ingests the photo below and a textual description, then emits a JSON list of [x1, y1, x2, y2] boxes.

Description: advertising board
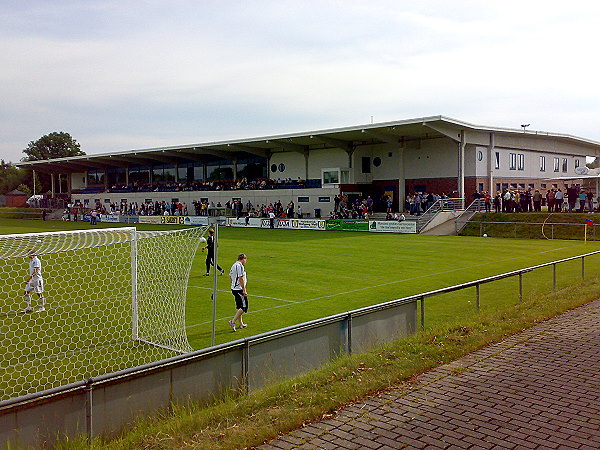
[[325, 219, 369, 231], [368, 220, 417, 234], [99, 214, 120, 223]]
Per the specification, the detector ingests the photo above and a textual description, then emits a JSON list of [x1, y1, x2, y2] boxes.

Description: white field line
[[185, 243, 586, 330]]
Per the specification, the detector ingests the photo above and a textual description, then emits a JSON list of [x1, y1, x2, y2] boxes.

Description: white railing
[[416, 198, 465, 232]]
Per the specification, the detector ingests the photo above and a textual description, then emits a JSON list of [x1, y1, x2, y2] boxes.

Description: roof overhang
[[15, 115, 600, 173]]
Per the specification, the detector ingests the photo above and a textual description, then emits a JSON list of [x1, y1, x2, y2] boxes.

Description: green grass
[[1, 218, 600, 403]]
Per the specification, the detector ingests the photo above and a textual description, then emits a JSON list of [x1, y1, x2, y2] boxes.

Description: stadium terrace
[[16, 116, 600, 214]]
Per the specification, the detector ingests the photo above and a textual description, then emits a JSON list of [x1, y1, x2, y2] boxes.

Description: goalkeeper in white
[[24, 249, 45, 313]]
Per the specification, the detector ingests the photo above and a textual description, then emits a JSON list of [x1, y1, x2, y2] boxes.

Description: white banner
[[227, 217, 263, 228], [184, 216, 210, 226], [99, 214, 120, 223], [138, 216, 162, 224], [368, 220, 417, 234]]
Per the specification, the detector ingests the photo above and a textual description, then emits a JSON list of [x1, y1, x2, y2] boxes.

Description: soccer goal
[[0, 226, 208, 401]]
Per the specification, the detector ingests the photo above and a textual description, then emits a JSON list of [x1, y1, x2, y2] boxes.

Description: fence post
[[420, 296, 425, 331], [347, 313, 353, 355], [551, 224, 554, 240], [242, 340, 250, 395], [518, 273, 523, 302], [85, 379, 93, 443], [479, 222, 483, 237], [553, 263, 557, 290], [582, 256, 585, 280], [475, 283, 480, 312], [514, 222, 517, 238]]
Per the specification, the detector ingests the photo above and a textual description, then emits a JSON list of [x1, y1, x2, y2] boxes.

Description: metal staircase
[[454, 199, 486, 233]]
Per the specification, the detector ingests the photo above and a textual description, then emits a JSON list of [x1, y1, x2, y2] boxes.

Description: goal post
[[0, 225, 208, 401]]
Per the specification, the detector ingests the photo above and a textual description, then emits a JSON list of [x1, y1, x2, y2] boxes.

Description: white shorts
[[25, 277, 44, 294]]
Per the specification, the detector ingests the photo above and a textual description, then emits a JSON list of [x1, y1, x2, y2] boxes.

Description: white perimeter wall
[[72, 187, 339, 216]]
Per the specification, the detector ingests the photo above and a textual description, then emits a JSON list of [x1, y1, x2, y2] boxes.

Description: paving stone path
[[261, 300, 600, 449]]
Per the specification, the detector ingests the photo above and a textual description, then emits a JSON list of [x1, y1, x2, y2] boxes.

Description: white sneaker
[[228, 320, 236, 332], [239, 323, 248, 329], [36, 307, 45, 312], [23, 307, 33, 313]]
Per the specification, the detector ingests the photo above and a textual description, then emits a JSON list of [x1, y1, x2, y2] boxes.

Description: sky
[[2, 0, 600, 163]]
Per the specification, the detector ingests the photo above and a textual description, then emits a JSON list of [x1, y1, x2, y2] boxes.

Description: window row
[[493, 152, 579, 173]]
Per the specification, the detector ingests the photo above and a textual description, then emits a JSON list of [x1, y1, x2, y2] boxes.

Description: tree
[[22, 132, 85, 161], [0, 160, 28, 195]]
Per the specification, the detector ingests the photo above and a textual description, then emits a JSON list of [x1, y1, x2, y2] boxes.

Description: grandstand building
[[17, 116, 600, 214]]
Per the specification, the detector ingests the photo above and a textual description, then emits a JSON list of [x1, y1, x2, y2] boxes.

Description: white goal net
[[0, 226, 208, 401]]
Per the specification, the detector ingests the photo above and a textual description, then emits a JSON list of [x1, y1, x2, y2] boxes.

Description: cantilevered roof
[[16, 116, 600, 173]]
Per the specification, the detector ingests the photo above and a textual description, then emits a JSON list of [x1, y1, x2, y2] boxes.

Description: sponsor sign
[[160, 216, 185, 225], [369, 220, 417, 234], [227, 217, 262, 228], [184, 216, 210, 226], [291, 219, 327, 230], [326, 219, 369, 231], [138, 216, 162, 224], [99, 214, 120, 223]]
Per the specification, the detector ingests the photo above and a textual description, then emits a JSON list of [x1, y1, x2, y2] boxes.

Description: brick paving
[[260, 300, 600, 449]]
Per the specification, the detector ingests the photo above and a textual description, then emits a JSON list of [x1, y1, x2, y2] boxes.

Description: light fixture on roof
[[521, 124, 530, 132]]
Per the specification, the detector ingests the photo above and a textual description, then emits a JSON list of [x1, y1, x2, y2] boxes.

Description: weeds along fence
[[2, 250, 600, 447], [461, 220, 600, 240]]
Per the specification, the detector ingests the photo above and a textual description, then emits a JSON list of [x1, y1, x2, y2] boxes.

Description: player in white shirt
[[24, 249, 45, 313], [228, 253, 248, 332]]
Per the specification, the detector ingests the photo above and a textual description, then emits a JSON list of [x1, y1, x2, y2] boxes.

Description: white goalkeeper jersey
[[29, 256, 42, 279]]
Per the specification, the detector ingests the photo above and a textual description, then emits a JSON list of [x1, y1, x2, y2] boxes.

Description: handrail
[[416, 198, 465, 232]]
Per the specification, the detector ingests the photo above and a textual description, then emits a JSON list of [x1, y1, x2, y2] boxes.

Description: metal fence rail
[[2, 249, 600, 447]]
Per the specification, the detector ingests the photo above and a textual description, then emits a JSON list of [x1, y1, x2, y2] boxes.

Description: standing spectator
[[90, 209, 98, 225], [202, 228, 224, 276], [547, 189, 555, 213], [297, 205, 303, 218], [567, 185, 577, 212], [493, 192, 501, 213], [484, 192, 491, 213], [228, 253, 248, 332], [586, 189, 594, 212], [334, 195, 340, 213], [533, 190, 542, 212], [579, 190, 587, 212], [554, 189, 564, 212], [41, 209, 47, 221]]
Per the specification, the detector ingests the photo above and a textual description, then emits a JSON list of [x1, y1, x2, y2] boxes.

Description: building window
[[318, 197, 331, 202], [509, 153, 517, 170], [495, 152, 500, 169], [373, 157, 382, 167], [518, 154, 524, 171], [540, 156, 546, 172], [477, 150, 483, 161], [271, 164, 277, 173], [575, 159, 580, 168], [478, 183, 484, 192], [298, 197, 309, 202], [562, 158, 568, 173], [502, 183, 508, 190], [278, 163, 286, 173], [541, 183, 547, 189], [361, 157, 371, 174], [496, 183, 501, 192], [553, 157, 560, 172]]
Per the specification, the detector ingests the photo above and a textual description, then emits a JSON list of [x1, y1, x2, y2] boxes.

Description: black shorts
[[232, 290, 248, 313]]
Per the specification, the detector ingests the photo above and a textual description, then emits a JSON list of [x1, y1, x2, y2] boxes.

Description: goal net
[[0, 226, 208, 402]]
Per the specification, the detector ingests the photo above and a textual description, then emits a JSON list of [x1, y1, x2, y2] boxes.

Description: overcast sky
[[2, 0, 600, 162]]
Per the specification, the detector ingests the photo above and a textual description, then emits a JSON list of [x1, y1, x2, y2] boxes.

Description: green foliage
[[0, 160, 28, 195], [22, 131, 85, 162], [16, 184, 31, 197]]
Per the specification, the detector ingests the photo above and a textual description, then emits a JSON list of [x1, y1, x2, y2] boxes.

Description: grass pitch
[[1, 218, 598, 353]]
